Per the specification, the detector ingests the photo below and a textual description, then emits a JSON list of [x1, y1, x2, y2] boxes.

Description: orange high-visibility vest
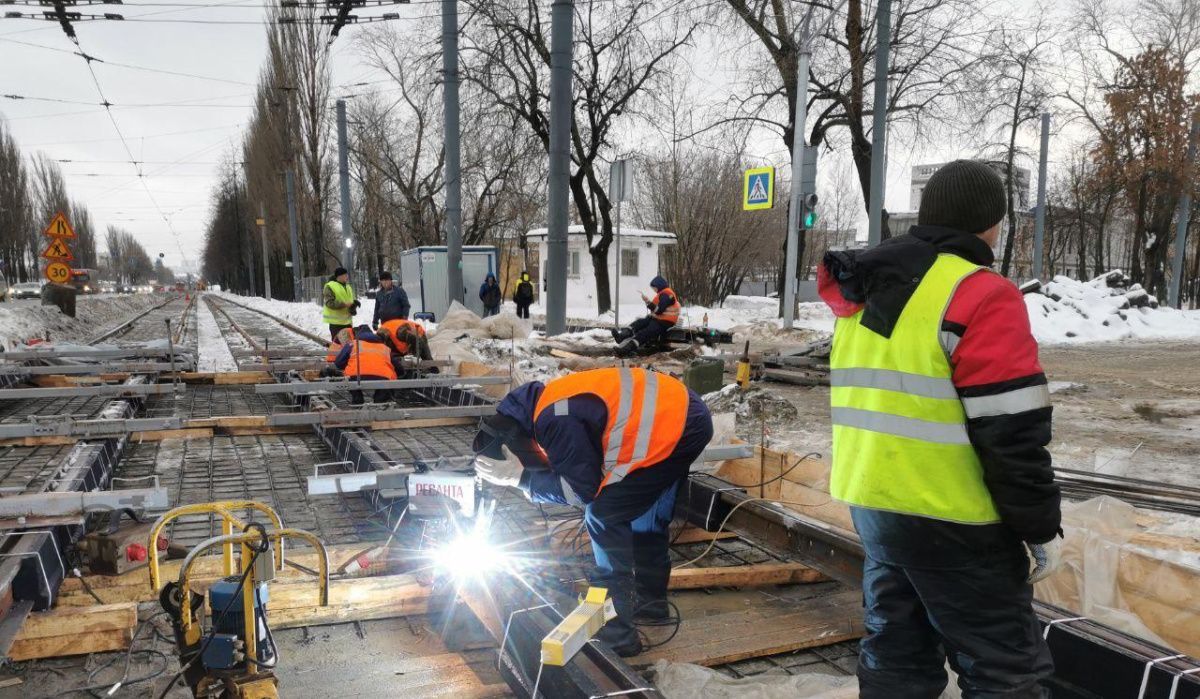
[[344, 340, 397, 380], [326, 342, 342, 363], [379, 318, 426, 355], [651, 288, 681, 325], [533, 368, 689, 493]]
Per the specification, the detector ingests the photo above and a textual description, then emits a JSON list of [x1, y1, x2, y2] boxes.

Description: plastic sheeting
[[433, 301, 532, 340], [1035, 496, 1200, 655]]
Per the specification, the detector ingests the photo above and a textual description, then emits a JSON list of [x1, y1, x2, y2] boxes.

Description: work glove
[[474, 445, 524, 488], [350, 300, 361, 315], [1026, 536, 1064, 583]]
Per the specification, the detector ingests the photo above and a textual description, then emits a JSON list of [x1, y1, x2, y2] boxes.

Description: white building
[[910, 161, 1032, 211], [525, 225, 676, 312]]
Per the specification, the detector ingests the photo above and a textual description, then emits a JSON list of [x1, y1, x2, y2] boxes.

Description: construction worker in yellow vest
[[819, 160, 1062, 698], [323, 267, 358, 341]]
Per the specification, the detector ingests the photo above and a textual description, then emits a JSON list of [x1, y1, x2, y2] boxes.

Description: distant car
[[11, 282, 43, 300]]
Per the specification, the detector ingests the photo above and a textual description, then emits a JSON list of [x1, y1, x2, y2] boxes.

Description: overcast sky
[[0, 0, 1070, 274]]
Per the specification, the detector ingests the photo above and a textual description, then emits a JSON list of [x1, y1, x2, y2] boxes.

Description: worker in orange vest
[[473, 368, 714, 657], [613, 276, 681, 356], [377, 318, 433, 363], [333, 324, 398, 405]]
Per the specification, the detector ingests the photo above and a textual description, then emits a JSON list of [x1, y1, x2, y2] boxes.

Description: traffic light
[[800, 145, 819, 230]]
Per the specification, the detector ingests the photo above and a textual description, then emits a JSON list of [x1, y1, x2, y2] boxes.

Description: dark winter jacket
[[372, 285, 410, 326], [495, 381, 711, 506], [819, 225, 1061, 549], [479, 275, 501, 309], [514, 275, 534, 303]]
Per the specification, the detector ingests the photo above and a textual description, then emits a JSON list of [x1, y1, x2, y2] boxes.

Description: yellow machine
[[148, 502, 329, 699]]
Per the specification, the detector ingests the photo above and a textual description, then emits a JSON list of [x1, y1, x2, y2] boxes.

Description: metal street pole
[[866, 0, 891, 247], [783, 26, 812, 330], [285, 170, 303, 301], [1168, 114, 1200, 308], [235, 183, 254, 296], [610, 159, 631, 328], [336, 99, 354, 273], [442, 0, 464, 305], [1032, 112, 1051, 281], [258, 203, 271, 300], [544, 0, 575, 336]]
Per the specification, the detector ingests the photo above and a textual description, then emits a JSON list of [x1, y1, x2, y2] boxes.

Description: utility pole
[[783, 14, 813, 330], [336, 99, 354, 273], [1168, 114, 1200, 308], [544, 0, 575, 336], [235, 180, 254, 296], [285, 170, 303, 301], [442, 0, 464, 306], [258, 203, 271, 300], [866, 0, 891, 247], [610, 159, 632, 328], [1032, 112, 1051, 281]]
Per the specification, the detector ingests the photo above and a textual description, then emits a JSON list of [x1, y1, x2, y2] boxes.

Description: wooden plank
[[548, 523, 735, 555], [9, 628, 132, 661], [15, 602, 136, 640], [370, 416, 480, 430], [669, 563, 827, 589], [670, 526, 739, 545], [632, 590, 863, 667]]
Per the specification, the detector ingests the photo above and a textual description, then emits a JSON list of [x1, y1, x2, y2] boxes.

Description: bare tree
[[0, 120, 35, 282], [462, 0, 696, 314]]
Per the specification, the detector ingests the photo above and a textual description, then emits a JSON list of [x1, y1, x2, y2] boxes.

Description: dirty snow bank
[[0, 294, 166, 347], [1026, 271, 1200, 344], [196, 297, 238, 372]]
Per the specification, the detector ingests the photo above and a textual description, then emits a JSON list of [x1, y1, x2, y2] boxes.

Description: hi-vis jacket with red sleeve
[[495, 368, 709, 506], [819, 225, 1060, 545]]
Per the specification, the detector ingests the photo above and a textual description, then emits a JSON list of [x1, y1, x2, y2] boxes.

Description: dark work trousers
[[515, 301, 531, 319], [629, 316, 673, 346], [854, 509, 1053, 698], [347, 374, 392, 406], [584, 404, 713, 637], [329, 323, 351, 342]]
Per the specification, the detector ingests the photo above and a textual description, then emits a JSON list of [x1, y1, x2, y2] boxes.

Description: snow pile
[[703, 384, 799, 424], [1026, 271, 1200, 344], [0, 294, 165, 347], [431, 302, 532, 341]]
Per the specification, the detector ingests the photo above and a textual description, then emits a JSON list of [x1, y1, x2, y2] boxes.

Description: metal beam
[[0, 384, 183, 400], [254, 376, 511, 394], [0, 417, 182, 440], [678, 474, 1200, 699], [266, 404, 494, 427], [0, 487, 168, 519], [0, 362, 182, 376], [1, 348, 196, 361]]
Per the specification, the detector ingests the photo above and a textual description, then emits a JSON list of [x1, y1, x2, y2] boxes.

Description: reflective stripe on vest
[[344, 340, 397, 380], [322, 281, 354, 325], [533, 368, 688, 493], [652, 288, 681, 324], [829, 253, 1001, 525]]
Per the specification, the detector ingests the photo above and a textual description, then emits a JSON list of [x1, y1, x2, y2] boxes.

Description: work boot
[[611, 327, 633, 343], [595, 619, 643, 657], [615, 338, 639, 357], [632, 597, 671, 624]]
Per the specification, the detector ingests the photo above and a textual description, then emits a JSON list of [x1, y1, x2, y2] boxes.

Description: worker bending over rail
[[613, 276, 680, 356], [820, 159, 1063, 698], [473, 368, 713, 657], [377, 317, 434, 367], [333, 324, 398, 405]]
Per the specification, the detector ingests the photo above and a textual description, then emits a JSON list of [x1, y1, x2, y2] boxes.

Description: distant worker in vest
[[472, 368, 713, 657], [377, 317, 435, 373], [372, 271, 410, 328], [323, 267, 359, 341], [819, 159, 1062, 698], [512, 270, 534, 319], [612, 276, 680, 356], [479, 273, 502, 317], [333, 323, 398, 405]]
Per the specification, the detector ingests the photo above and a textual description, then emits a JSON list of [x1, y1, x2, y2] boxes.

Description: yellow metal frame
[[147, 501, 286, 593], [176, 528, 329, 663]]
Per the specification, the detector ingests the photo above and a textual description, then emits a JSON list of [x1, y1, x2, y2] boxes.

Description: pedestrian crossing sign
[[743, 167, 775, 210]]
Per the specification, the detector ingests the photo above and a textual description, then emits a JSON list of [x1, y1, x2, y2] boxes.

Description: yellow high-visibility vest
[[829, 253, 1001, 524], [322, 280, 355, 326]]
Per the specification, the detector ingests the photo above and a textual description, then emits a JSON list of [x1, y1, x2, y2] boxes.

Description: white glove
[[474, 445, 524, 488], [1026, 536, 1063, 583]]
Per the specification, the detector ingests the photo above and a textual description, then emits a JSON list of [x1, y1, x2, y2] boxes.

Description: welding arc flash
[[433, 532, 507, 580]]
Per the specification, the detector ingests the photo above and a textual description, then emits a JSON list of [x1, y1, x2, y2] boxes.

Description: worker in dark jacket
[[473, 368, 713, 657], [613, 276, 680, 356], [479, 273, 501, 317], [372, 271, 410, 327], [512, 271, 534, 319], [333, 324, 398, 405], [820, 160, 1062, 698]]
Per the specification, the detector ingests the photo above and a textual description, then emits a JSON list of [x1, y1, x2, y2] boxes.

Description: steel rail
[[253, 376, 512, 394], [208, 294, 329, 347], [85, 294, 179, 345]]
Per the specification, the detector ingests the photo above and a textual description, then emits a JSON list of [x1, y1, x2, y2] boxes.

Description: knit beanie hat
[[918, 160, 1008, 234], [333, 267, 348, 277]]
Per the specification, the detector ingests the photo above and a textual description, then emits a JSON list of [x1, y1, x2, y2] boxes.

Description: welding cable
[[736, 452, 823, 490], [632, 599, 682, 650], [42, 611, 171, 698], [670, 493, 832, 571], [242, 585, 279, 670]]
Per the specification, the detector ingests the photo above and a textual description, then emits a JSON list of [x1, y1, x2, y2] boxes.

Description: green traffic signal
[[804, 211, 817, 228]]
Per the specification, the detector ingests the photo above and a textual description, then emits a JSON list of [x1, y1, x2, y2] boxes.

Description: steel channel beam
[[0, 417, 182, 440], [0, 362, 182, 376], [678, 474, 1200, 699], [0, 383, 183, 400], [255, 376, 511, 394], [0, 487, 167, 519], [1, 348, 196, 361], [266, 404, 495, 427]]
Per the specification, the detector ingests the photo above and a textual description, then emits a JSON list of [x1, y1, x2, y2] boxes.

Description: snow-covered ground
[[1025, 273, 1200, 344], [0, 294, 165, 347], [195, 297, 237, 372]]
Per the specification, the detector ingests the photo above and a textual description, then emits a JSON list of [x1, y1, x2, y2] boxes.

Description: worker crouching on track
[[612, 276, 680, 356], [820, 160, 1062, 698], [472, 368, 713, 657], [333, 324, 398, 405], [377, 318, 436, 374]]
